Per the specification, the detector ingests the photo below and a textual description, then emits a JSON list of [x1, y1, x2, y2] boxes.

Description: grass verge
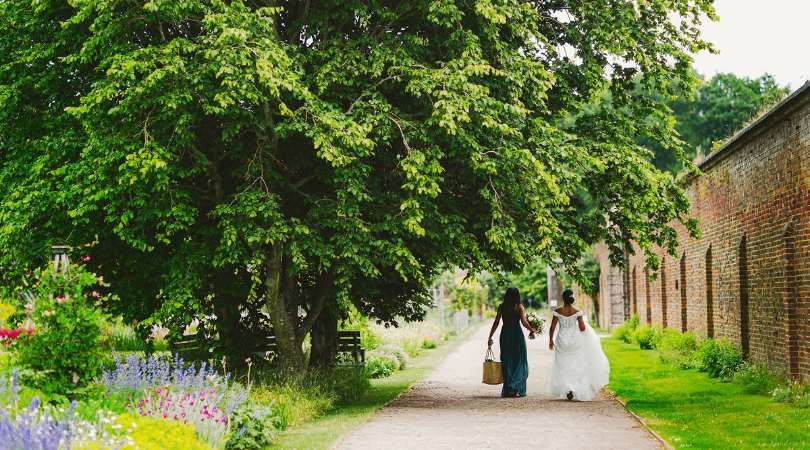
[[604, 338, 810, 449], [272, 323, 485, 449]]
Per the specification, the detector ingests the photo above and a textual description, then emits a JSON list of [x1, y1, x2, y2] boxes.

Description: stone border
[[604, 389, 674, 450]]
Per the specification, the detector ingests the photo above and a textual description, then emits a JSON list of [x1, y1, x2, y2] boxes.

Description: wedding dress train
[[549, 310, 610, 401]]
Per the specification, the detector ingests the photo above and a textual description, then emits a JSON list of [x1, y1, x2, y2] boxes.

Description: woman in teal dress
[[487, 287, 537, 397]]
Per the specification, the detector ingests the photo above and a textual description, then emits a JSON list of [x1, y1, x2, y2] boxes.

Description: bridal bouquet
[[526, 312, 546, 340]]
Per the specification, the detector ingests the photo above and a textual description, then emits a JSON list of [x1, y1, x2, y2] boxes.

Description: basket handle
[[485, 347, 496, 362]]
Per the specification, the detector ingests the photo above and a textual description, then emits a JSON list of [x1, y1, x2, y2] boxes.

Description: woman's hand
[[548, 341, 554, 351], [487, 338, 494, 347]]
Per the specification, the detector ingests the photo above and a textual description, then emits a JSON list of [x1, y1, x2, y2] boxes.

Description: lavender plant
[[0, 370, 129, 449]]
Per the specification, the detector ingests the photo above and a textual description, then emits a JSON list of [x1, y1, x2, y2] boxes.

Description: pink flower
[[91, 291, 101, 299], [43, 310, 54, 317], [80, 256, 91, 262]]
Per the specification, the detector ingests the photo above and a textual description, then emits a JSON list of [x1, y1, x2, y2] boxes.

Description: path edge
[[330, 321, 487, 449], [604, 389, 674, 450]]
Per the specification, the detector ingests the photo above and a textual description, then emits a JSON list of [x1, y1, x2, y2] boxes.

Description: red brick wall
[[592, 85, 810, 380]]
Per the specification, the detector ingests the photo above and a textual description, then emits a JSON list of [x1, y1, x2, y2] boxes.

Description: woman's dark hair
[[502, 287, 522, 313], [562, 289, 575, 305]]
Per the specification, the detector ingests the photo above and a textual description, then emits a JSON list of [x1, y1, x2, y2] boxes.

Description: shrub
[[116, 413, 209, 450], [15, 265, 108, 398], [1, 371, 127, 449], [322, 367, 370, 405], [225, 403, 275, 450], [135, 386, 230, 448], [370, 344, 409, 371], [422, 338, 437, 349], [101, 353, 247, 414], [732, 363, 782, 395], [658, 330, 698, 368], [613, 314, 640, 343], [632, 326, 656, 349], [695, 338, 743, 379], [771, 381, 810, 407], [102, 317, 147, 352], [250, 382, 334, 428], [365, 356, 396, 378]]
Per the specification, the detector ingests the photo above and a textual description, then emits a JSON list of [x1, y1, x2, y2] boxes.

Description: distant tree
[[0, 0, 713, 370], [651, 73, 790, 172]]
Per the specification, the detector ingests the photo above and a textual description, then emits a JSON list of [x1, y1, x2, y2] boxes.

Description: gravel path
[[334, 323, 662, 450]]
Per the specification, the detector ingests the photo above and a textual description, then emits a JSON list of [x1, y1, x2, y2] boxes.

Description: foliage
[[365, 356, 396, 379], [370, 319, 446, 358], [731, 364, 782, 396], [657, 330, 697, 368], [507, 259, 547, 308], [771, 382, 810, 408], [450, 283, 486, 316], [604, 338, 810, 449], [14, 265, 108, 398], [340, 307, 381, 351], [225, 402, 276, 450], [101, 317, 148, 352], [0, 303, 14, 326], [0, 371, 127, 449], [116, 413, 209, 450], [250, 382, 333, 429], [135, 386, 230, 448], [651, 72, 790, 172], [101, 353, 247, 413], [631, 326, 657, 350], [694, 338, 743, 379], [612, 315, 640, 343], [0, 0, 712, 369], [372, 344, 409, 370]]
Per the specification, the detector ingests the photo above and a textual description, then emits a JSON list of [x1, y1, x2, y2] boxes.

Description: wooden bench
[[171, 330, 365, 365]]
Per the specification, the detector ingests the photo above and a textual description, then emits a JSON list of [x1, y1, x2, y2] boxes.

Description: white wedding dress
[[549, 310, 610, 401]]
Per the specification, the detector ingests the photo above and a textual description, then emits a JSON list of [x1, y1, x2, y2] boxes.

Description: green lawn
[[604, 338, 810, 449], [272, 323, 485, 449]]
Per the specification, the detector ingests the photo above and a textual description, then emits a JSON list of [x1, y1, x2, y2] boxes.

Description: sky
[[692, 0, 809, 90]]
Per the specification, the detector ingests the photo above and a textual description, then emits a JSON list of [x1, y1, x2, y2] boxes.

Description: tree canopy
[[0, 0, 714, 369], [650, 72, 790, 173]]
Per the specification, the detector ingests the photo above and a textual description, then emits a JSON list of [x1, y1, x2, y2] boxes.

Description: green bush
[[658, 330, 698, 368], [613, 315, 639, 343], [101, 317, 147, 352], [695, 338, 743, 379], [732, 363, 782, 395], [771, 381, 810, 407], [310, 366, 370, 405], [375, 344, 409, 369], [250, 382, 334, 428], [421, 338, 437, 349], [225, 403, 276, 450], [15, 265, 109, 398], [365, 356, 396, 378], [369, 346, 403, 371], [632, 326, 656, 350]]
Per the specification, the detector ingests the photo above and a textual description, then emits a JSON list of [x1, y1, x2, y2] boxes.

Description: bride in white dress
[[548, 289, 610, 401]]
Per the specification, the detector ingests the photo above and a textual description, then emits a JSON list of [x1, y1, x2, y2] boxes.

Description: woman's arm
[[577, 316, 586, 332], [487, 307, 502, 347], [517, 304, 536, 333], [548, 316, 558, 350]]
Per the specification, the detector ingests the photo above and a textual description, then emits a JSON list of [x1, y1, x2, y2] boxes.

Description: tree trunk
[[265, 244, 306, 372], [309, 303, 338, 369]]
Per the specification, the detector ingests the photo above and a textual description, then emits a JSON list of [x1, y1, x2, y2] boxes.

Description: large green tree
[[651, 72, 790, 172], [1, 0, 713, 370]]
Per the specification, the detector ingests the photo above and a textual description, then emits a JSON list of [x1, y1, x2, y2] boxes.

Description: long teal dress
[[499, 305, 528, 397]]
